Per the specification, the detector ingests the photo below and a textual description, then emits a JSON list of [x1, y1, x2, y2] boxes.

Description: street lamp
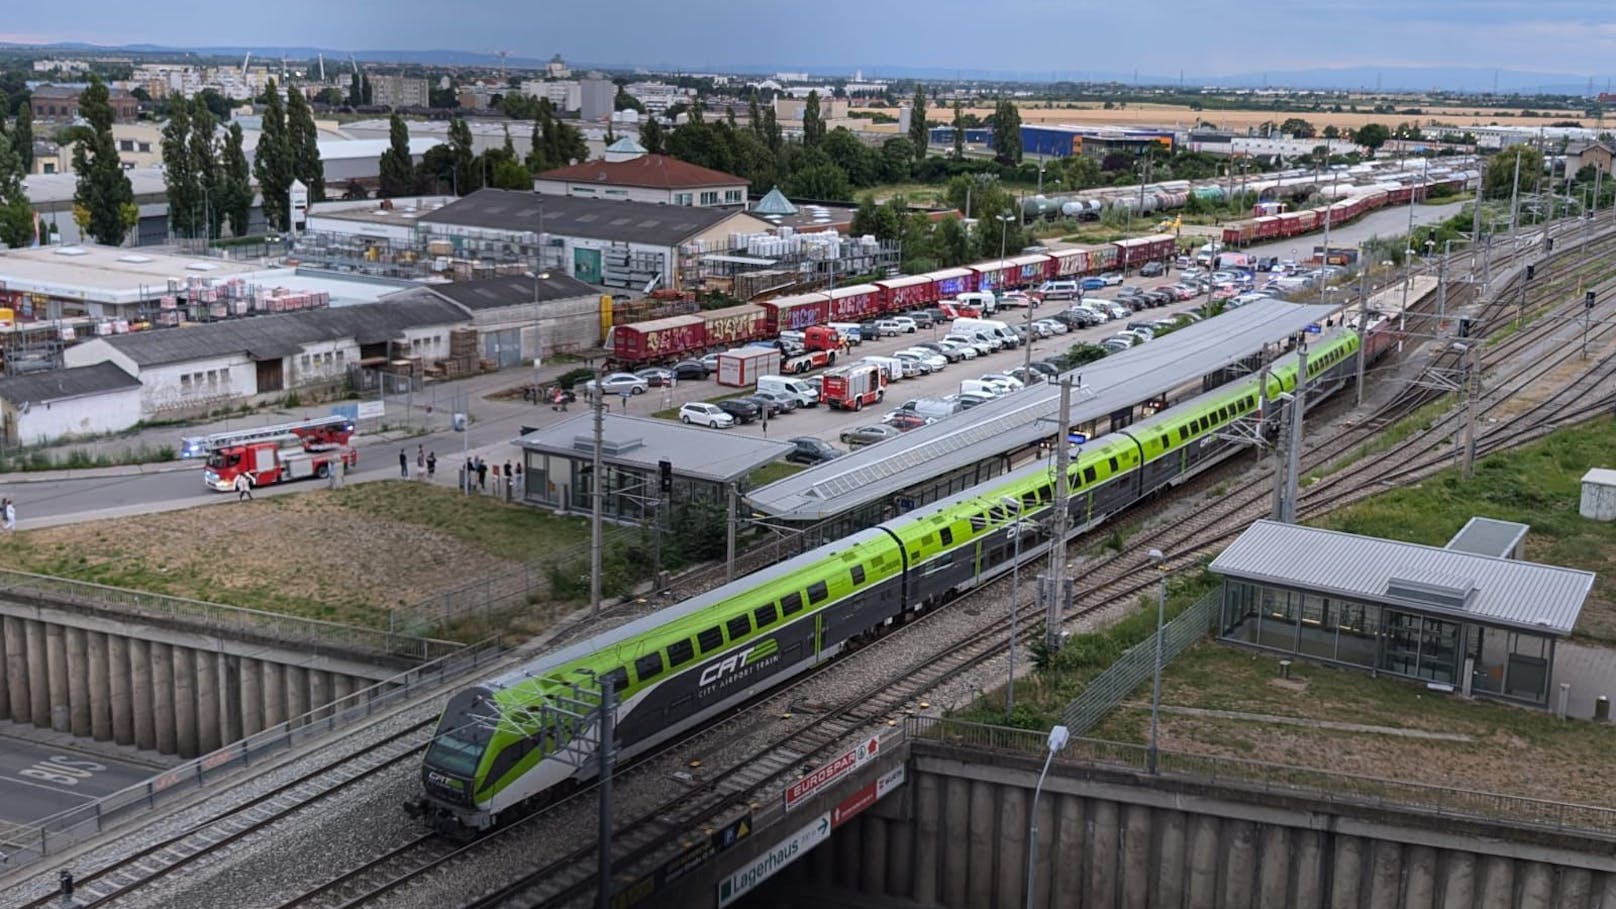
[[995, 213, 1015, 297], [1025, 723, 1070, 909], [1147, 548, 1167, 775]]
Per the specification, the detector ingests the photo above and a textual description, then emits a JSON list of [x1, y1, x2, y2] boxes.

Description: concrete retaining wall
[[0, 601, 396, 758], [737, 741, 1616, 909]]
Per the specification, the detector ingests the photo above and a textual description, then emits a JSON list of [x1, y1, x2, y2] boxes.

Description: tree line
[[376, 96, 588, 198]]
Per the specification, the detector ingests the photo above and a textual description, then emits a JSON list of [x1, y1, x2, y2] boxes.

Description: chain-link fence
[[1061, 588, 1221, 736]]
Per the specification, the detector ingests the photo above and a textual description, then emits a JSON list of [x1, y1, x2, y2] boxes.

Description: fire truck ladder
[[182, 415, 352, 457]]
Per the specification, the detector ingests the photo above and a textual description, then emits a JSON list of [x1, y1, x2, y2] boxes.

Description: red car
[[883, 411, 934, 431]]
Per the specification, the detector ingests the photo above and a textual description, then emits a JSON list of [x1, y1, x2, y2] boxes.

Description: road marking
[[0, 773, 101, 799]]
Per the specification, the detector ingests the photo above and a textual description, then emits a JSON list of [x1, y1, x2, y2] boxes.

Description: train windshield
[[425, 687, 495, 777]]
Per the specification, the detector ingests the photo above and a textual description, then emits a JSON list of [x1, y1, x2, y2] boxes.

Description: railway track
[[13, 722, 435, 909], [274, 213, 1616, 909]]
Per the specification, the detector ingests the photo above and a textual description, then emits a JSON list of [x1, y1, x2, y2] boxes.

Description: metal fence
[[909, 716, 1616, 837], [1061, 588, 1222, 735], [0, 568, 461, 662], [0, 638, 505, 868]]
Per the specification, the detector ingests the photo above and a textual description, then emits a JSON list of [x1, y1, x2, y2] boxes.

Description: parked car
[[978, 373, 1024, 393], [897, 348, 947, 371], [671, 359, 710, 380], [890, 316, 918, 333], [873, 319, 904, 337], [585, 373, 649, 396], [1104, 303, 1131, 321], [717, 398, 761, 423], [908, 310, 937, 329], [1101, 337, 1134, 354], [955, 391, 997, 410], [750, 390, 800, 414], [1080, 276, 1108, 291], [1140, 261, 1167, 277], [1109, 332, 1140, 348], [1026, 361, 1060, 379], [1007, 367, 1046, 386], [840, 424, 902, 447], [785, 436, 842, 465], [884, 411, 934, 431], [915, 341, 965, 362], [936, 339, 978, 360], [1034, 318, 1068, 335], [679, 402, 735, 428], [635, 367, 675, 387], [700, 352, 721, 372], [1168, 285, 1198, 301], [1098, 272, 1124, 286]]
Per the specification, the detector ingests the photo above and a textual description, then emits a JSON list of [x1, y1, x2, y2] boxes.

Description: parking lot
[[608, 285, 1220, 455]]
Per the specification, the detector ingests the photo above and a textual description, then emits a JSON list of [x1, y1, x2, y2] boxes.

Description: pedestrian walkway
[[1549, 640, 1616, 721]]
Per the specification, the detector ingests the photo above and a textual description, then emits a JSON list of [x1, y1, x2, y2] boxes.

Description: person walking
[[426, 451, 437, 478], [234, 474, 252, 502], [399, 448, 408, 478], [476, 458, 488, 492], [1, 498, 14, 531]]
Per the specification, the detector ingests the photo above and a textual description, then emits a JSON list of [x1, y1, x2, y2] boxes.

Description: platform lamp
[[1025, 723, 1070, 909]]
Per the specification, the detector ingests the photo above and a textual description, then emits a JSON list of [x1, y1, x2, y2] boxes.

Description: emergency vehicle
[[197, 416, 358, 491]]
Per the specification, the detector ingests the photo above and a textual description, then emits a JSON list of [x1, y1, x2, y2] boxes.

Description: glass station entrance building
[[1210, 520, 1595, 708]]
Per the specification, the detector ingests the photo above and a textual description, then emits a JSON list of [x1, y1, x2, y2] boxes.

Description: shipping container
[[760, 293, 831, 333], [1112, 233, 1177, 269], [968, 261, 1014, 292], [700, 305, 768, 348], [716, 347, 781, 388], [874, 273, 939, 308], [1050, 248, 1090, 277], [611, 314, 707, 363], [825, 284, 884, 321], [1007, 253, 1054, 284], [929, 267, 974, 297]]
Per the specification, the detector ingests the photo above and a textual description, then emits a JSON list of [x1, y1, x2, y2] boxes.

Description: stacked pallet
[[442, 327, 479, 376]]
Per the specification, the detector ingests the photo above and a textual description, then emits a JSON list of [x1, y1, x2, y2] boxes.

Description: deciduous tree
[[220, 122, 252, 237], [12, 104, 31, 172], [253, 78, 294, 230], [286, 84, 325, 202], [0, 127, 36, 248], [989, 100, 1023, 165], [71, 77, 136, 245], [160, 99, 200, 236], [802, 91, 825, 148], [1354, 123, 1390, 156], [639, 115, 665, 155], [909, 84, 929, 161], [378, 112, 415, 197], [952, 100, 965, 159], [190, 96, 223, 239]]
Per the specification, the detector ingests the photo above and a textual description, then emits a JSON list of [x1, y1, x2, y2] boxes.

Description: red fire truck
[[820, 362, 887, 410], [198, 417, 358, 491]]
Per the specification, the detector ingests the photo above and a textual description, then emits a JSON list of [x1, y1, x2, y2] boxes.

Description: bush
[[556, 367, 596, 390]]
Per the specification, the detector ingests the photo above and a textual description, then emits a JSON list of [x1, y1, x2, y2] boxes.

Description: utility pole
[[1461, 345, 1479, 479], [1508, 149, 1523, 234], [590, 363, 605, 617], [595, 677, 616, 909], [1274, 337, 1308, 523], [1354, 315, 1367, 408], [724, 482, 737, 582], [1044, 378, 1073, 652]]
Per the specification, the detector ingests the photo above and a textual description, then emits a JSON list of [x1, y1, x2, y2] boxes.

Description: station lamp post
[[1025, 723, 1070, 909]]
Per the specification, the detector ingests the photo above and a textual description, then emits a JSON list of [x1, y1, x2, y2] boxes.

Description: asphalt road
[[0, 734, 158, 831]]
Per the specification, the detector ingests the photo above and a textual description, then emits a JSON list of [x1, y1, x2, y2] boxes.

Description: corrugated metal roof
[[747, 298, 1338, 521], [97, 298, 468, 367], [516, 414, 793, 483], [419, 188, 764, 248], [0, 362, 139, 404], [1209, 520, 1594, 636], [401, 273, 599, 311], [1446, 517, 1529, 558]]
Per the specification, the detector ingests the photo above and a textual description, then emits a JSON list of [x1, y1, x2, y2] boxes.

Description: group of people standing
[[463, 455, 521, 495]]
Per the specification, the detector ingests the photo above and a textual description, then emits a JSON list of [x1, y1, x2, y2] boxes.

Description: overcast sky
[[5, 1, 1616, 82]]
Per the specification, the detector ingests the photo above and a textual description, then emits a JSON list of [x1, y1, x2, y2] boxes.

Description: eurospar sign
[[783, 737, 879, 811]]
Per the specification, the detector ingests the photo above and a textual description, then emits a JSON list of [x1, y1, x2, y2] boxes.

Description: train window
[[780, 592, 803, 615], [727, 615, 751, 640], [1160, 435, 1169, 450], [697, 627, 724, 652], [922, 533, 936, 546], [1083, 466, 1097, 483], [635, 652, 664, 682], [1179, 426, 1189, 441], [1107, 457, 1118, 471], [850, 565, 866, 584], [807, 581, 829, 604], [939, 527, 954, 546], [969, 513, 988, 531], [754, 604, 778, 627], [601, 667, 629, 693], [667, 639, 695, 666]]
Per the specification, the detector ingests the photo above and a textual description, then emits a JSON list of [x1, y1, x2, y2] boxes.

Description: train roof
[[747, 299, 1339, 523]]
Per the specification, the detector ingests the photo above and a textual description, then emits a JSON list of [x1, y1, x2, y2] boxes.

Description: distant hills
[[2, 41, 1611, 96]]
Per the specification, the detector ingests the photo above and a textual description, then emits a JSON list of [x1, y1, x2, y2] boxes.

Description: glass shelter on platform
[[1211, 520, 1594, 708]]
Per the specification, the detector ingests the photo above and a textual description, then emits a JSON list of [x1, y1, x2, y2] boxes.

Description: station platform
[[747, 299, 1339, 534]]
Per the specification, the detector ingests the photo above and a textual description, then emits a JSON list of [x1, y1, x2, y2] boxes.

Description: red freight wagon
[[701, 304, 768, 347], [874, 273, 939, 308], [1007, 253, 1054, 285], [968, 261, 1015, 292], [1222, 222, 1256, 246], [760, 293, 831, 333], [1050, 248, 1090, 277], [1112, 233, 1176, 269], [612, 314, 706, 363], [1255, 215, 1283, 240], [826, 284, 883, 321], [1088, 246, 1119, 271], [929, 267, 974, 297]]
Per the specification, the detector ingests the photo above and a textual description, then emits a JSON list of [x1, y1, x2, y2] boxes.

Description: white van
[[959, 379, 1006, 398], [1038, 280, 1082, 301], [757, 374, 821, 407], [952, 317, 1019, 349], [956, 291, 998, 314], [861, 356, 909, 382], [828, 322, 864, 346]]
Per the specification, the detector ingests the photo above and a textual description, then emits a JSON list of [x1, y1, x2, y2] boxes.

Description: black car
[[745, 393, 790, 417], [671, 359, 710, 380], [1140, 261, 1167, 277], [785, 437, 842, 465], [1144, 289, 1175, 307], [717, 398, 761, 423], [915, 341, 964, 362], [1026, 361, 1060, 379]]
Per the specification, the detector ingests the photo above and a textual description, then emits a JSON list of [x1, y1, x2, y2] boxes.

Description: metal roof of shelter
[[748, 298, 1338, 521], [393, 273, 599, 311], [419, 188, 765, 248], [516, 414, 794, 484], [95, 298, 468, 367], [1446, 517, 1529, 558], [1210, 520, 1594, 636]]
